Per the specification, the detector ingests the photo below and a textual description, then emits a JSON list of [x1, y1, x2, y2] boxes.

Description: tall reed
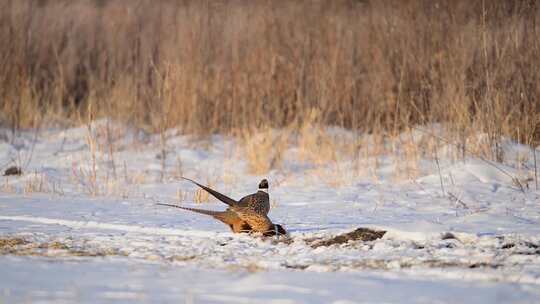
[[0, 0, 538, 147]]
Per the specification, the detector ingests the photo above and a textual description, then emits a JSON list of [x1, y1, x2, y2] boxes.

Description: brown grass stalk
[[0, 0, 537, 152]]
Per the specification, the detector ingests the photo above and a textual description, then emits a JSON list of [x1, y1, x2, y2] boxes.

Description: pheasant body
[[158, 178, 286, 236]]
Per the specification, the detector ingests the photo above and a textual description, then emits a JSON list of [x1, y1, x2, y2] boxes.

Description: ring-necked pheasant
[[182, 177, 270, 216], [157, 203, 286, 236], [158, 178, 286, 236]]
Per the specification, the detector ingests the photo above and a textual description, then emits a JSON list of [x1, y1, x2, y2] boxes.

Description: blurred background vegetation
[[0, 0, 538, 146]]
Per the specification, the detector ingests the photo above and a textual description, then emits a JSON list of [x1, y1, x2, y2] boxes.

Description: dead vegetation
[[1, 232, 536, 273], [0, 0, 537, 190], [0, 0, 537, 148], [0, 236, 126, 257], [3, 166, 22, 176], [0, 237, 28, 249], [309, 228, 387, 248]]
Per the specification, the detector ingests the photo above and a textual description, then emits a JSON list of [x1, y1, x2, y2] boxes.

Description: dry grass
[[238, 127, 289, 174], [2, 176, 16, 193], [0, 0, 540, 188], [0, 237, 28, 248], [0, 0, 538, 172], [194, 188, 210, 204], [0, 236, 127, 257], [297, 109, 343, 165], [193, 177, 221, 204]]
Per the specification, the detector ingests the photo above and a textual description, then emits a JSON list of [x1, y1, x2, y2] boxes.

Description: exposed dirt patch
[[282, 263, 309, 270], [3, 166, 22, 176], [0, 237, 30, 254], [39, 241, 70, 250], [168, 255, 197, 262], [0, 237, 127, 258], [342, 259, 503, 271], [310, 228, 386, 248], [0, 237, 29, 248], [468, 262, 502, 269], [502, 243, 515, 249], [269, 236, 295, 245], [524, 242, 539, 249], [441, 232, 457, 240]]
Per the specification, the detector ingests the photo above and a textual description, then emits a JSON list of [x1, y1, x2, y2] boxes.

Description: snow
[[3, 256, 537, 304], [1, 123, 540, 303]]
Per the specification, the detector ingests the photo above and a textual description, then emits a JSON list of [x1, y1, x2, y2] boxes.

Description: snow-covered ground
[[1, 122, 539, 303]]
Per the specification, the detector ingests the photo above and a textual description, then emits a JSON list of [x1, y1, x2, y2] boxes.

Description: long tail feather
[[181, 177, 238, 207], [157, 203, 233, 226], [156, 203, 221, 216]]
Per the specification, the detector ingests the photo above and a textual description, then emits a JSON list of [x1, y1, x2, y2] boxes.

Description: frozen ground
[[1, 122, 539, 303]]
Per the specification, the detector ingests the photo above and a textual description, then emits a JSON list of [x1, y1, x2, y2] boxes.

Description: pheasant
[[182, 177, 270, 216], [157, 203, 286, 236], [158, 178, 286, 236]]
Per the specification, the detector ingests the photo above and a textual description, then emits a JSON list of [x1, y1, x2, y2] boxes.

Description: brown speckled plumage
[[182, 177, 270, 216], [157, 204, 252, 233], [158, 203, 286, 236], [158, 178, 286, 236]]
